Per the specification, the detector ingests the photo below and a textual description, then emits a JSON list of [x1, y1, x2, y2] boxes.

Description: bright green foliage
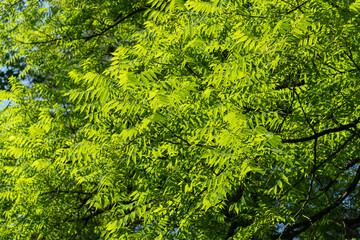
[[1, 0, 360, 239]]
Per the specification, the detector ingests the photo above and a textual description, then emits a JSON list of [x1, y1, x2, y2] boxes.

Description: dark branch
[[319, 157, 359, 194], [18, 8, 147, 45], [280, 135, 356, 200], [276, 164, 360, 239], [283, 118, 359, 143], [344, 51, 360, 72], [83, 8, 147, 41], [284, 1, 309, 15], [158, 122, 191, 146]]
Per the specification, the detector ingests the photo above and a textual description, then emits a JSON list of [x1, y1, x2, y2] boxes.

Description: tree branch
[[283, 118, 359, 143], [343, 50, 360, 72], [276, 164, 360, 239], [83, 8, 147, 41], [18, 8, 147, 45], [284, 1, 309, 15]]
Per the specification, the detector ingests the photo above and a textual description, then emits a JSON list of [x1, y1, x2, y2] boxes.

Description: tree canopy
[[0, 0, 360, 239]]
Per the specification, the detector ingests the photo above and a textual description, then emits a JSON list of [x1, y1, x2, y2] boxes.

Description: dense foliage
[[1, 0, 360, 239]]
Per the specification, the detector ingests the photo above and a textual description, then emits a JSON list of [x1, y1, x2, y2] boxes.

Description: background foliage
[[1, 0, 360, 239]]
